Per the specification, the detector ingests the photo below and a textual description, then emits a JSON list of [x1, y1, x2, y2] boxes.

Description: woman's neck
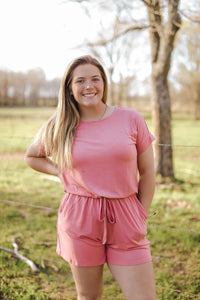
[[79, 103, 107, 121]]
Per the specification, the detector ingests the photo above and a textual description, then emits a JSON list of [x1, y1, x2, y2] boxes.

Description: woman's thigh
[[108, 262, 156, 300], [70, 264, 104, 299]]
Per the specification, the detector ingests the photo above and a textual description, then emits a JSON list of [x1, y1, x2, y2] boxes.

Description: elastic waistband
[[64, 191, 137, 201]]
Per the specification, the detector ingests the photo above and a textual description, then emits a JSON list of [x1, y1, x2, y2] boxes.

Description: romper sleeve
[[134, 112, 155, 155]]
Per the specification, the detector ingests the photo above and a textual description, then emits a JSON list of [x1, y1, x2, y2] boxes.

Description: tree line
[[0, 68, 60, 106], [1, 64, 198, 117]]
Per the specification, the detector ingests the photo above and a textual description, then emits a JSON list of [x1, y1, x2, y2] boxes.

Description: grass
[[0, 106, 200, 299]]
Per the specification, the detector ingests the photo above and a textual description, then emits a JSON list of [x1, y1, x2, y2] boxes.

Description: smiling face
[[71, 64, 104, 109]]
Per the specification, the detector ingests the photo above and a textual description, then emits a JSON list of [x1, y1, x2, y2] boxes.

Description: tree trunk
[[194, 84, 200, 120], [145, 0, 181, 178], [151, 72, 174, 177]]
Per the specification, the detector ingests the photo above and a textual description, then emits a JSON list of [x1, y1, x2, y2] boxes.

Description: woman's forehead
[[72, 64, 101, 79]]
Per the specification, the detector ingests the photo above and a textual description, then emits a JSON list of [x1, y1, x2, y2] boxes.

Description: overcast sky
[[0, 0, 198, 82], [0, 0, 112, 79]]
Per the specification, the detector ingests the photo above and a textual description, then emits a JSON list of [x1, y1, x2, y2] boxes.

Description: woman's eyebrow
[[74, 75, 101, 80]]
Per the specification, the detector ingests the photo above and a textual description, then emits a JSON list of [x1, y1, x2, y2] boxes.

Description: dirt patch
[[0, 152, 25, 160]]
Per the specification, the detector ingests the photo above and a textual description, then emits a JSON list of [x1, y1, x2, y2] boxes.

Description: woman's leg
[[108, 262, 156, 300], [70, 264, 104, 300]]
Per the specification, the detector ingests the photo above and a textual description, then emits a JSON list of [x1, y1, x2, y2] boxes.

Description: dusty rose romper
[[56, 106, 155, 266]]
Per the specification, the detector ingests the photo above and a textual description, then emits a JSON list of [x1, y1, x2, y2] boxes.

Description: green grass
[[0, 107, 200, 299]]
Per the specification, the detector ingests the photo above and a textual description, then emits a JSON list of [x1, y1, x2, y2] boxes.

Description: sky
[[0, 0, 198, 83], [0, 0, 113, 80], [0, 0, 152, 82]]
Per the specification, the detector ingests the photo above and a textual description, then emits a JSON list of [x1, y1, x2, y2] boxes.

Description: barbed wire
[[0, 199, 57, 211], [1, 168, 200, 184], [0, 135, 200, 148], [155, 143, 200, 148], [1, 214, 199, 298], [0, 137, 199, 297], [0, 199, 199, 234]]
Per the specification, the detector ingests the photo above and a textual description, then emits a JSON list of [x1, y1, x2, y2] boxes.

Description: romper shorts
[[56, 193, 152, 267]]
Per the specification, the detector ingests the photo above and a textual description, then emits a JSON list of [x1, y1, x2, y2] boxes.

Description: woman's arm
[[24, 142, 60, 178], [137, 145, 155, 214]]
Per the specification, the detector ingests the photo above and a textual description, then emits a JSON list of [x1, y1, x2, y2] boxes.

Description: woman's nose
[[85, 81, 92, 89]]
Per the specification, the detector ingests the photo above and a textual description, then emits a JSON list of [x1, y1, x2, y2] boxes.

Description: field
[[0, 106, 200, 299]]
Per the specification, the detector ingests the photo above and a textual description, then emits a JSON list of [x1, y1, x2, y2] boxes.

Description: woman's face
[[71, 64, 104, 109]]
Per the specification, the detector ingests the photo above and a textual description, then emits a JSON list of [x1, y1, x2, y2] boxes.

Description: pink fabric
[[56, 193, 151, 266], [62, 106, 155, 198]]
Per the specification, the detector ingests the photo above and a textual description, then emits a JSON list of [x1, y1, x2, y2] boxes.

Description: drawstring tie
[[99, 197, 116, 244]]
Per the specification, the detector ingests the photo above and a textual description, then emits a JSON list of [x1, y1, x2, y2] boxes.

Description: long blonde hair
[[36, 55, 108, 170]]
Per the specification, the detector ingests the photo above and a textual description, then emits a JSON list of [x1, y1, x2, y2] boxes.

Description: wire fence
[[0, 135, 200, 298], [0, 135, 200, 148], [1, 196, 200, 298], [0, 199, 199, 235]]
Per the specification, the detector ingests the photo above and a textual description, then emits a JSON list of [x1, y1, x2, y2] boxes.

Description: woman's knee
[[77, 285, 103, 300]]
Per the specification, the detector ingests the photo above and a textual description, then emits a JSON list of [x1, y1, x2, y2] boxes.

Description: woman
[[25, 55, 157, 300]]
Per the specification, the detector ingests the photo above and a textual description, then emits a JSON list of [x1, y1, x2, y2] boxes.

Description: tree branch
[[87, 24, 149, 46], [0, 238, 40, 273], [141, 0, 157, 9], [179, 9, 200, 23]]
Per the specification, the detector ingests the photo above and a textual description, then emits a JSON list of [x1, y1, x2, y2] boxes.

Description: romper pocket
[[108, 196, 148, 248], [135, 196, 148, 220], [57, 194, 103, 243]]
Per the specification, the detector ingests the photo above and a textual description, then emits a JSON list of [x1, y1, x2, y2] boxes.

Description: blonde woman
[[25, 55, 156, 300]]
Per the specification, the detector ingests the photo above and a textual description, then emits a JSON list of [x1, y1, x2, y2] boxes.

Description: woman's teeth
[[84, 94, 95, 97]]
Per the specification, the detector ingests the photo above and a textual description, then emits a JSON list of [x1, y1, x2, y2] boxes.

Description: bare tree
[[142, 0, 181, 178], [0, 69, 60, 107], [86, 13, 138, 106], [26, 68, 46, 106], [67, 0, 189, 178], [0, 70, 9, 105], [11, 72, 26, 105]]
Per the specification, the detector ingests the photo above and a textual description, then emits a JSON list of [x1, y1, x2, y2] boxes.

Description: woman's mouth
[[83, 93, 96, 97]]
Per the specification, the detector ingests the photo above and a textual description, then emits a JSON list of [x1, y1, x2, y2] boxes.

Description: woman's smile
[[83, 93, 96, 97]]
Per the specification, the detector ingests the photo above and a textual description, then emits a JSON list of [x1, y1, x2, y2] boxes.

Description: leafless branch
[[141, 0, 158, 9], [0, 238, 40, 273], [179, 9, 200, 23], [87, 24, 149, 46]]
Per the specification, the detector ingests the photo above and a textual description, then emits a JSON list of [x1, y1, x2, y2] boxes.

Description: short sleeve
[[135, 113, 155, 155]]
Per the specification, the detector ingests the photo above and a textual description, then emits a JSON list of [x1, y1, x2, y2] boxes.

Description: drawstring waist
[[99, 197, 116, 244], [64, 192, 123, 244], [99, 197, 116, 224]]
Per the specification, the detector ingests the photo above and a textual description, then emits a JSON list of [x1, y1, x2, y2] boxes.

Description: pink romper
[[56, 106, 155, 266]]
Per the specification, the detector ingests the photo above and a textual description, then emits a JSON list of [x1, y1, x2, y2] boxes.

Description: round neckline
[[79, 106, 118, 124]]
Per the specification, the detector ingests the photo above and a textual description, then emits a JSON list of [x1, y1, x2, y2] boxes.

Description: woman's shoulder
[[116, 106, 143, 119]]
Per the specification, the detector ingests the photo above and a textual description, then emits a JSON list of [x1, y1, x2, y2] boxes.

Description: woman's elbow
[[24, 145, 38, 166], [24, 152, 33, 167]]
